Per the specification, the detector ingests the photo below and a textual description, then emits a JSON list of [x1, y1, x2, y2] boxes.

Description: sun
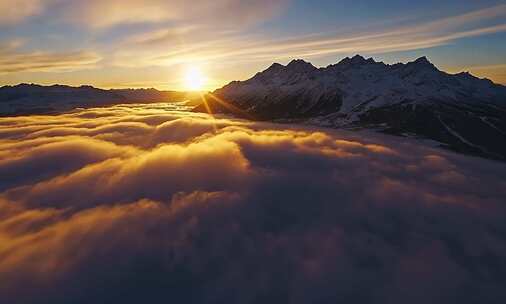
[[184, 66, 206, 91]]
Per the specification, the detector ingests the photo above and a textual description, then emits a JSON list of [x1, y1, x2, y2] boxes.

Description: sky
[[0, 0, 505, 90]]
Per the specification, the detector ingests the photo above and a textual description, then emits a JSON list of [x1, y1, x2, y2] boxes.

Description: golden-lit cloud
[[0, 0, 44, 25], [101, 3, 506, 87], [59, 0, 288, 29], [1, 103, 506, 302], [117, 3, 506, 60], [0, 49, 101, 74], [0, 0, 288, 28]]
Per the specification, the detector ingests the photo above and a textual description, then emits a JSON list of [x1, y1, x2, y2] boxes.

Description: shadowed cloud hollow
[[0, 103, 506, 303]]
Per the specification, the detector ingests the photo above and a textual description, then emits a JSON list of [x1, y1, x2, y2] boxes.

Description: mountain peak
[[351, 54, 366, 62], [255, 63, 285, 79], [264, 62, 284, 72], [268, 62, 284, 69], [411, 56, 435, 67], [286, 59, 316, 72], [287, 59, 313, 67], [288, 58, 309, 64], [337, 55, 376, 66]]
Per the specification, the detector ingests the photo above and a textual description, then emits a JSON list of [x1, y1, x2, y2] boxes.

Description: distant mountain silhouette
[[0, 84, 200, 116], [194, 55, 506, 160]]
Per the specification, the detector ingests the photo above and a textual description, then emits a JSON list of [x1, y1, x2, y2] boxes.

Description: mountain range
[[1, 56, 505, 161], [194, 55, 506, 161], [0, 84, 199, 116]]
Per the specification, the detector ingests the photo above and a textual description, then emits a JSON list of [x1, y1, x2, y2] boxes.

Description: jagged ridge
[[194, 55, 506, 160]]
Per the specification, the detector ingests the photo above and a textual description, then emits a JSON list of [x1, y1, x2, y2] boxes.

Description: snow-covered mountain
[[0, 84, 199, 116], [194, 55, 506, 160]]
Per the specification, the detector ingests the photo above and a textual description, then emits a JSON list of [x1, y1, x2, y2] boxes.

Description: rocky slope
[[194, 55, 506, 160]]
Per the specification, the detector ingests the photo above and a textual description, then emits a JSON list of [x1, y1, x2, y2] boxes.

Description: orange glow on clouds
[[1, 103, 506, 302]]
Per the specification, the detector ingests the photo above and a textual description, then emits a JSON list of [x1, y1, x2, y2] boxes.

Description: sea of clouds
[[1, 103, 505, 303]]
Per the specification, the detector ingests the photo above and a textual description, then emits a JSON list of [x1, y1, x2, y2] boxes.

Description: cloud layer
[[107, 4, 506, 72], [0, 0, 44, 25], [63, 0, 288, 29], [0, 0, 287, 28], [1, 103, 506, 303], [0, 50, 101, 74]]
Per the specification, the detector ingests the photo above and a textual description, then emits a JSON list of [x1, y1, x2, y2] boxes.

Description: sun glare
[[184, 66, 206, 91]]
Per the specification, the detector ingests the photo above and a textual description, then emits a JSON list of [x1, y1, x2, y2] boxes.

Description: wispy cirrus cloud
[[0, 0, 45, 25], [94, 4, 506, 89], [0, 39, 100, 74], [72, 0, 288, 29], [110, 3, 506, 69], [0, 50, 101, 74], [0, 0, 288, 29], [0, 0, 286, 79]]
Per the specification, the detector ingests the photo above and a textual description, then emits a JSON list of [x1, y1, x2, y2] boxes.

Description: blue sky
[[0, 0, 505, 90]]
